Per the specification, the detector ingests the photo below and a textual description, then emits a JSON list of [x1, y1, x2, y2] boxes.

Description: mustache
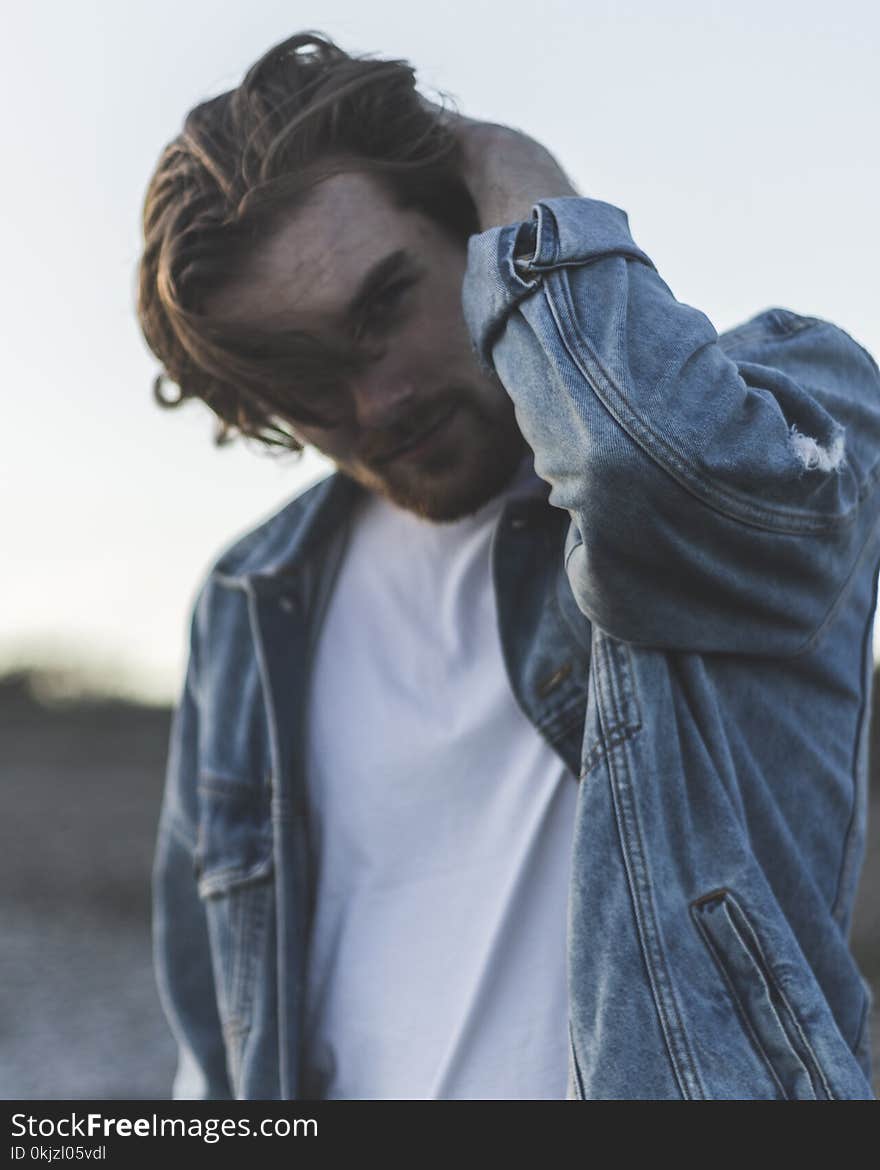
[[360, 394, 464, 464]]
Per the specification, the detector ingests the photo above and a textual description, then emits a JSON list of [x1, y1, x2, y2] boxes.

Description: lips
[[372, 405, 458, 464]]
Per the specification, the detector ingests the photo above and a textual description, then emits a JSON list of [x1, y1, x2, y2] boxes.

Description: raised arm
[[451, 119, 880, 655]]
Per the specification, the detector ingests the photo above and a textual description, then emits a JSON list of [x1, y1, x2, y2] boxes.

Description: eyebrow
[[343, 248, 415, 324]]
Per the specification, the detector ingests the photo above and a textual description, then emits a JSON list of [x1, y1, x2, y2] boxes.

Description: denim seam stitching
[[235, 882, 270, 1095], [725, 894, 832, 1100], [162, 811, 197, 854], [197, 857, 274, 899], [581, 723, 641, 778], [831, 541, 880, 922], [197, 771, 259, 793], [691, 889, 835, 1100], [581, 638, 642, 777], [536, 686, 588, 730], [568, 1020, 587, 1100], [785, 509, 880, 662], [543, 271, 864, 534], [540, 711, 587, 749], [851, 983, 872, 1070], [690, 905, 790, 1099], [721, 900, 822, 1099], [596, 634, 706, 1099]]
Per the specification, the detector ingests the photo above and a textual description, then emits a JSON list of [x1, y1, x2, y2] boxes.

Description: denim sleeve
[[152, 609, 232, 1100], [462, 196, 880, 655]]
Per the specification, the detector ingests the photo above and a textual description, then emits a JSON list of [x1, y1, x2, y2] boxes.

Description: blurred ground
[[1, 670, 878, 1099], [1, 678, 175, 1097]]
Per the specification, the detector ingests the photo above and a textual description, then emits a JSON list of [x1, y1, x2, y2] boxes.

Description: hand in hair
[[419, 96, 579, 233]]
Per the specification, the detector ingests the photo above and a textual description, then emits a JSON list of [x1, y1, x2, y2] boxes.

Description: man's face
[[208, 170, 527, 521]]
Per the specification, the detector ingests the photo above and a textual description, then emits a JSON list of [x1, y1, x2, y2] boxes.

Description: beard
[[357, 387, 529, 523]]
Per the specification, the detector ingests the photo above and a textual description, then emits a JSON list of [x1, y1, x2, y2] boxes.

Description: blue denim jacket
[[153, 196, 880, 1100]]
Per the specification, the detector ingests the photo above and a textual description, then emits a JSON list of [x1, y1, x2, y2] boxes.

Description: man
[[139, 31, 880, 1100]]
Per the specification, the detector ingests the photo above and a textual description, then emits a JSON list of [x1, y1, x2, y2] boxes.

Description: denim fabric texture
[[153, 197, 880, 1100]]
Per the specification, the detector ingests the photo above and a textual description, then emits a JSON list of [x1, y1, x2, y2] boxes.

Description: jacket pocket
[[195, 774, 274, 1095], [195, 773, 273, 898], [567, 1022, 586, 1100], [690, 888, 832, 1100]]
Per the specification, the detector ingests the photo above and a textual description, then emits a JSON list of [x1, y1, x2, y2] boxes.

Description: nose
[[348, 349, 418, 433]]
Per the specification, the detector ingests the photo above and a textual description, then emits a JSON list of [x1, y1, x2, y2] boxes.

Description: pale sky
[[2, 0, 878, 703]]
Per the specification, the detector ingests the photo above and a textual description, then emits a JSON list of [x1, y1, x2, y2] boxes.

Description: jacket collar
[[212, 471, 363, 589], [211, 452, 551, 590]]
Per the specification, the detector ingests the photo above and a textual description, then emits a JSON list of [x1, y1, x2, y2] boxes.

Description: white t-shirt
[[302, 464, 579, 1099]]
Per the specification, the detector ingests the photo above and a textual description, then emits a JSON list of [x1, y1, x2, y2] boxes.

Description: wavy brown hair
[[137, 31, 478, 453]]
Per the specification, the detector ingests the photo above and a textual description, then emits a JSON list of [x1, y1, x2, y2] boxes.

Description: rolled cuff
[[461, 196, 656, 369]]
